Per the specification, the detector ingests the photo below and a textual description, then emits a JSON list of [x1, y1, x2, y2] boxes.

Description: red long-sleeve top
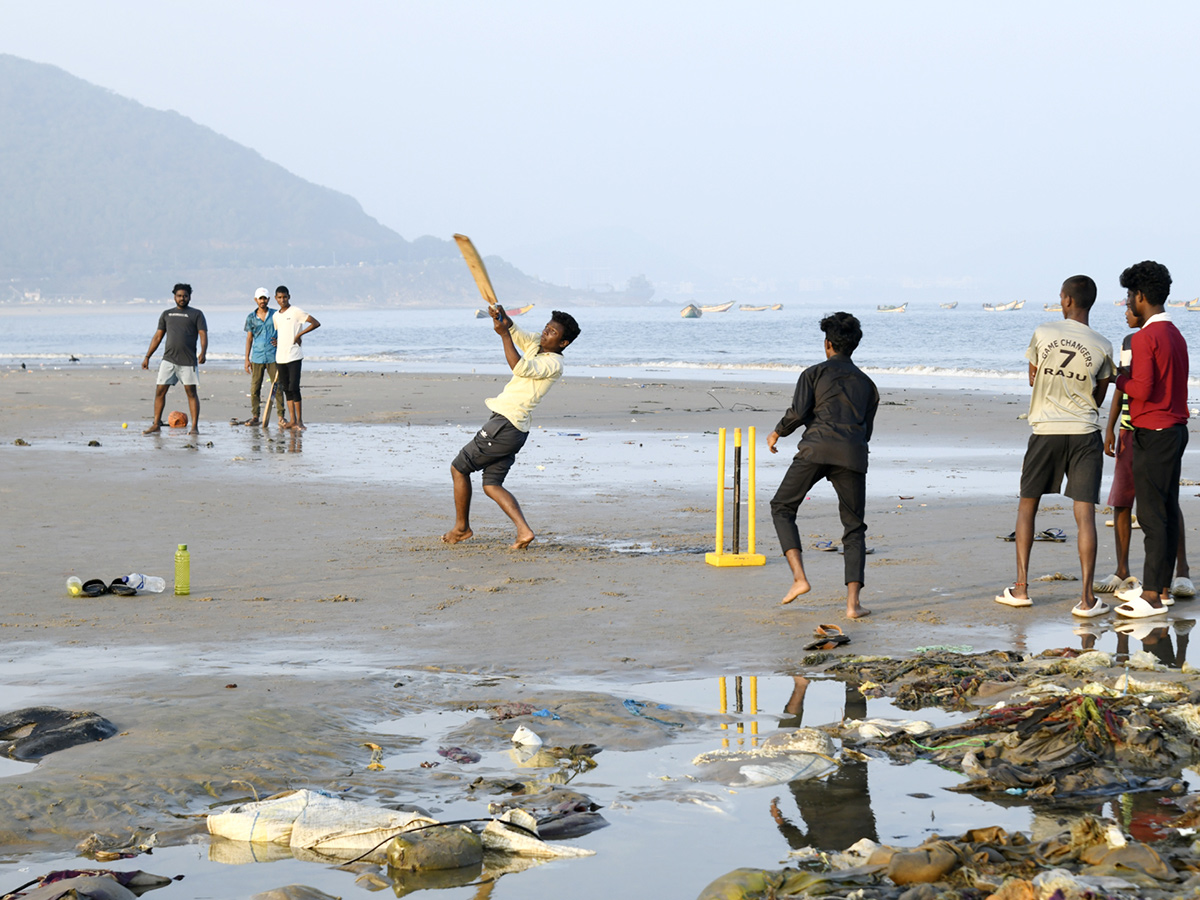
[[1114, 316, 1190, 429]]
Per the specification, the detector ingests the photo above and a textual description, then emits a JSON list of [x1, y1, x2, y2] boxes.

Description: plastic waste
[[122, 573, 166, 593], [511, 725, 542, 748], [66, 576, 82, 597], [174, 544, 190, 596]]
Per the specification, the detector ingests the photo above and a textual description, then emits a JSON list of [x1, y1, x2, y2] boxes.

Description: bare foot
[[512, 532, 536, 550], [441, 528, 473, 544], [143, 423, 161, 434], [846, 606, 872, 620], [780, 577, 811, 605], [278, 418, 288, 428], [189, 428, 199, 435], [295, 424, 307, 431]]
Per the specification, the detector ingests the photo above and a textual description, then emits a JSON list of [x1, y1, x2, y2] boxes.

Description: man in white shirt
[[996, 275, 1113, 616], [271, 286, 320, 430], [443, 305, 580, 549]]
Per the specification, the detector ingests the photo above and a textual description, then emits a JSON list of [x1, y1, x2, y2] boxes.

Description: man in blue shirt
[[242, 287, 285, 427]]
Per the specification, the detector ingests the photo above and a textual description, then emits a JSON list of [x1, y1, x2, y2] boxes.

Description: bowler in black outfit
[[768, 312, 878, 618]]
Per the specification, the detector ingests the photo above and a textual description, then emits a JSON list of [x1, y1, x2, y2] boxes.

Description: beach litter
[[696, 814, 1200, 899], [692, 729, 838, 787], [836, 666, 1200, 800], [4, 869, 175, 900], [0, 707, 118, 760], [205, 789, 595, 866]]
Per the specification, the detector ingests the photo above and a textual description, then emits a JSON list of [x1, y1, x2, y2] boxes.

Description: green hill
[[0, 54, 592, 306]]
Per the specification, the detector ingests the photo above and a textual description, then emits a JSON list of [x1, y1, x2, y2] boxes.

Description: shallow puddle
[[0, 640, 1194, 899], [22, 422, 1022, 498]]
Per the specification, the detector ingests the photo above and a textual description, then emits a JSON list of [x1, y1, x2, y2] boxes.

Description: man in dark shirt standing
[[1113, 260, 1190, 618], [767, 312, 878, 618], [141, 283, 207, 434]]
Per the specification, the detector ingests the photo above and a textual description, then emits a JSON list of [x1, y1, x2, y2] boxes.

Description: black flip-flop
[[80, 578, 109, 597], [1036, 528, 1067, 542], [108, 579, 136, 596], [804, 623, 852, 651]]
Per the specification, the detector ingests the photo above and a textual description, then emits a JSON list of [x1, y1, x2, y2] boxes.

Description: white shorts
[[157, 361, 199, 386]]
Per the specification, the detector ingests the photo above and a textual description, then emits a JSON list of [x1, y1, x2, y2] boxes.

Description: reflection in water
[[261, 432, 303, 454], [1076, 618, 1192, 666], [770, 677, 879, 852]]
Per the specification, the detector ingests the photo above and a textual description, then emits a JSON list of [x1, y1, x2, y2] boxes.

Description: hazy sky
[[4, 1, 1200, 298]]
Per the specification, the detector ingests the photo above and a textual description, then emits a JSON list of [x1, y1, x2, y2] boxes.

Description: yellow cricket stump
[[705, 426, 766, 567]]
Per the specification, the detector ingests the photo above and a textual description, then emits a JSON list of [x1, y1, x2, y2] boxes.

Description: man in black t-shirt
[[768, 312, 878, 618], [141, 283, 207, 434]]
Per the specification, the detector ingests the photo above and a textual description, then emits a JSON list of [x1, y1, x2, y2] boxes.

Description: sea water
[[5, 299, 1196, 390]]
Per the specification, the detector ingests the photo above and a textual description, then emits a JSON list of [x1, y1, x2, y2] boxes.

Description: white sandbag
[[207, 789, 437, 854], [207, 790, 317, 844], [481, 808, 595, 859]]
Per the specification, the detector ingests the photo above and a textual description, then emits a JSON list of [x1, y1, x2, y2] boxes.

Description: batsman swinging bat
[[453, 233, 499, 310]]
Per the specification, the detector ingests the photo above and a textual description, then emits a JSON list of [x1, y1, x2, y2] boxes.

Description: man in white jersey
[[996, 275, 1114, 616], [442, 304, 580, 549], [271, 286, 320, 430]]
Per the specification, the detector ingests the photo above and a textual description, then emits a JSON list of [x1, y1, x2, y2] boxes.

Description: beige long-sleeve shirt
[[484, 323, 564, 432]]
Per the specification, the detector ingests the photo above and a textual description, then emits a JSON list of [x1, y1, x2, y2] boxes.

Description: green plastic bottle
[[174, 544, 190, 596]]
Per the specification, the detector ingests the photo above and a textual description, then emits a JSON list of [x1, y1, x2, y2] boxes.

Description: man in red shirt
[[1113, 260, 1190, 618]]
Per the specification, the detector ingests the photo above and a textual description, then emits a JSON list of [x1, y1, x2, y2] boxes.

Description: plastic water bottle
[[174, 544, 190, 596], [123, 573, 166, 593], [66, 576, 82, 597]]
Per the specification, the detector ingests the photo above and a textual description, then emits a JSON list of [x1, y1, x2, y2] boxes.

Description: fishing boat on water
[[939, 302, 958, 309], [680, 304, 702, 319], [1187, 299, 1200, 312], [698, 301, 735, 313], [474, 303, 535, 319], [739, 303, 785, 312], [1044, 302, 1062, 312], [877, 302, 907, 312], [983, 299, 1025, 311]]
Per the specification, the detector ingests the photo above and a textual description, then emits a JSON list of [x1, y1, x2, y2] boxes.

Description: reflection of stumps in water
[[718, 675, 759, 747], [706, 427, 766, 567]]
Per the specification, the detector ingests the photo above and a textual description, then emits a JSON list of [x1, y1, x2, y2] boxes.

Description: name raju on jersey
[[1038, 339, 1095, 382]]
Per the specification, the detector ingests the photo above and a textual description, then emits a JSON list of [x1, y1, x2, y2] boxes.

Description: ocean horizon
[[3, 301, 1198, 393]]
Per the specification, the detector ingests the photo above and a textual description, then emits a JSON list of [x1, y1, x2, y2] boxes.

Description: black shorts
[[451, 413, 529, 486], [1019, 431, 1103, 504]]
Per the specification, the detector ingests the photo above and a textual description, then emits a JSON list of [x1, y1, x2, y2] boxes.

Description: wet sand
[[5, 366, 1191, 666], [1, 366, 1199, 890]]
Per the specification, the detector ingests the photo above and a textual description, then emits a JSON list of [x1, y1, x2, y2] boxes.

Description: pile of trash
[[819, 647, 1200, 802], [862, 692, 1196, 800], [829, 650, 1027, 710], [697, 814, 1200, 899]]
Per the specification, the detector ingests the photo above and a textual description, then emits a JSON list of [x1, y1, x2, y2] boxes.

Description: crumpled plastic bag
[[692, 729, 838, 787]]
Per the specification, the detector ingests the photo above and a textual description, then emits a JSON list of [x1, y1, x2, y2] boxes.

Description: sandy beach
[[3, 366, 1167, 663], [2, 365, 1198, 894]]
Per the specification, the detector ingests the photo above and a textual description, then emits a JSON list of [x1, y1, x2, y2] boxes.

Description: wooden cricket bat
[[453, 234, 499, 310], [262, 372, 278, 427]]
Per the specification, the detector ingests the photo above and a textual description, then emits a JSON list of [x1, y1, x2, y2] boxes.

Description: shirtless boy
[[443, 305, 580, 549]]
